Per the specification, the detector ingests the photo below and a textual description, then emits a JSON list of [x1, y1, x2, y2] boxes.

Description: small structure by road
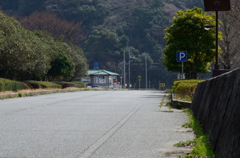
[[81, 69, 119, 88]]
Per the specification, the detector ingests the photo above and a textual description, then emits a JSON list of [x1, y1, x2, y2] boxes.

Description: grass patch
[[159, 102, 164, 109], [175, 95, 192, 102], [161, 110, 174, 113], [174, 140, 195, 148], [179, 108, 216, 158], [18, 92, 23, 97]]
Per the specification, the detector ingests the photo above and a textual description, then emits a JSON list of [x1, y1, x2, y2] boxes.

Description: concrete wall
[[191, 68, 240, 158]]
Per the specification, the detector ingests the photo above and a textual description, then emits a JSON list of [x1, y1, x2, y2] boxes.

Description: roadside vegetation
[[172, 79, 204, 102], [0, 78, 28, 92], [175, 109, 216, 158], [165, 79, 216, 157], [0, 11, 88, 81], [0, 78, 86, 92]]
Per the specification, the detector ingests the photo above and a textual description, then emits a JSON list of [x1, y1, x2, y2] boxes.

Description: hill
[[0, 0, 204, 88]]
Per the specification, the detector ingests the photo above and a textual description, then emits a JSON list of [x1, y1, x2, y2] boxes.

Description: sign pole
[[182, 62, 183, 79], [124, 51, 126, 89], [177, 51, 187, 79], [159, 80, 160, 91]]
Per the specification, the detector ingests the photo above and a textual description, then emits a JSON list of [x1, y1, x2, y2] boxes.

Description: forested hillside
[[0, 0, 204, 88]]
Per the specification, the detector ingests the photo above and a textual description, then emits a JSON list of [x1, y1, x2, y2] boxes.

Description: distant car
[[92, 85, 98, 88]]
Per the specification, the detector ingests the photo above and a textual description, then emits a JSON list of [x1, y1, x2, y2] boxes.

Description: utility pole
[[145, 53, 147, 90], [159, 80, 160, 91], [129, 48, 130, 90], [124, 50, 126, 89]]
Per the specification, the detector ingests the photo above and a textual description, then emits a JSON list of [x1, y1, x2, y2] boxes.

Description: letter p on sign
[[177, 51, 187, 62]]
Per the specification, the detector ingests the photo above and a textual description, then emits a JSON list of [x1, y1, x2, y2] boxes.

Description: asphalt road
[[0, 90, 194, 158]]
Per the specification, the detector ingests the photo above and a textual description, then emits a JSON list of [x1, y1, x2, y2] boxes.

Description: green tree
[[47, 53, 75, 80], [84, 28, 127, 70], [0, 12, 55, 80], [61, 42, 88, 79], [0, 11, 88, 81], [163, 7, 222, 79]]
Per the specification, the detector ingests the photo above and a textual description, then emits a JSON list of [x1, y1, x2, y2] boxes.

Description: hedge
[[173, 79, 205, 100], [0, 78, 29, 92], [53, 81, 76, 89], [71, 82, 86, 88], [26, 81, 62, 89]]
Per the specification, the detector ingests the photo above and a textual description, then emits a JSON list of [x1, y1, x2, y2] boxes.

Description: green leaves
[[84, 29, 127, 70], [0, 11, 87, 81], [47, 53, 75, 79], [163, 7, 222, 78]]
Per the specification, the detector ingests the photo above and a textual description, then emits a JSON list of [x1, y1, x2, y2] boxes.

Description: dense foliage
[[173, 79, 204, 101], [0, 11, 88, 81], [0, 78, 28, 92], [163, 7, 221, 79], [26, 80, 62, 89], [0, 0, 205, 88]]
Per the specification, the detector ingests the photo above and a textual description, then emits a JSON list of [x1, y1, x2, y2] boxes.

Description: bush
[[71, 82, 86, 88], [25, 81, 42, 89], [173, 79, 204, 101], [26, 80, 61, 89], [165, 89, 172, 93], [0, 78, 29, 92], [53, 81, 76, 89]]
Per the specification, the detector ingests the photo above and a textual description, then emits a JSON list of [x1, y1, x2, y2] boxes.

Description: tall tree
[[163, 7, 222, 79], [218, 0, 240, 69], [84, 29, 128, 70], [47, 53, 75, 80], [219, 11, 240, 69], [0, 11, 56, 80], [229, 0, 240, 22], [20, 12, 84, 45]]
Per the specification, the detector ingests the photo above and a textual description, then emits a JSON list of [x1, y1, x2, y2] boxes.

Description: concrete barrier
[[171, 93, 191, 109], [171, 99, 191, 109], [191, 68, 240, 158]]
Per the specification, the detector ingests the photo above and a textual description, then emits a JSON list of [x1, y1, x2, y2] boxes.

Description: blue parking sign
[[177, 51, 187, 62]]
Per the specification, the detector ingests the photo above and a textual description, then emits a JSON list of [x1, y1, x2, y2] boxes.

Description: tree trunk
[[192, 59, 198, 79]]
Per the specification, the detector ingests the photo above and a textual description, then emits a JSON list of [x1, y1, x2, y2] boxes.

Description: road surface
[[0, 90, 194, 158]]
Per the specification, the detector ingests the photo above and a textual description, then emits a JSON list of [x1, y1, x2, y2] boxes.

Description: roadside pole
[[159, 80, 160, 91], [139, 81, 140, 90], [145, 53, 147, 90], [182, 62, 183, 79], [177, 51, 187, 79], [138, 75, 141, 91], [129, 49, 130, 90], [124, 50, 126, 89]]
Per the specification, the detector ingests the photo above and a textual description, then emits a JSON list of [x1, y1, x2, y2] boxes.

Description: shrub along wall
[[191, 68, 240, 158], [173, 79, 204, 100], [0, 78, 28, 92]]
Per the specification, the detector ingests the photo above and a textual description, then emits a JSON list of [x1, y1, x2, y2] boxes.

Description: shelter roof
[[88, 69, 119, 76]]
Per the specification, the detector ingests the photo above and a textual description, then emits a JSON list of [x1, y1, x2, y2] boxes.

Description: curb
[[170, 93, 191, 109]]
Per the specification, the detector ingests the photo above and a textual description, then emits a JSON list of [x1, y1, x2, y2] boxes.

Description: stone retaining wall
[[191, 68, 240, 158]]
